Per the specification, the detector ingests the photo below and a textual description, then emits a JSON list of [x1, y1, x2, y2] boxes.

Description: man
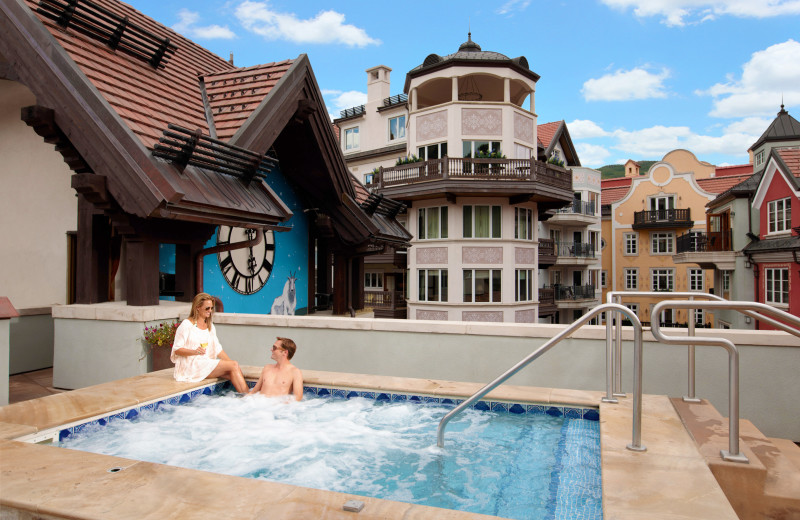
[[248, 337, 303, 401]]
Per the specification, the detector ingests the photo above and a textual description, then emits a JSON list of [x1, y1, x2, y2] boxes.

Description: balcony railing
[[366, 157, 572, 191], [676, 231, 733, 253], [555, 241, 596, 258], [553, 284, 597, 301], [632, 209, 692, 229], [364, 290, 406, 309], [538, 287, 555, 307], [556, 199, 596, 216], [539, 238, 556, 257]]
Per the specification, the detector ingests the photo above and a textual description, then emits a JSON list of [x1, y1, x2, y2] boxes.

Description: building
[[673, 105, 800, 329], [601, 150, 751, 327], [334, 35, 576, 323]]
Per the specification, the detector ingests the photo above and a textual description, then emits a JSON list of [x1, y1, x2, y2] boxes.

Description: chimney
[[229, 52, 234, 66], [366, 65, 391, 104]]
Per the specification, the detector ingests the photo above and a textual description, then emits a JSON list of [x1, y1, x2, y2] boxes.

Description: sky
[[127, 0, 800, 168]]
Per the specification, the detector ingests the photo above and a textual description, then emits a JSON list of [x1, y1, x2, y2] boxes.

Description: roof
[[601, 177, 633, 205], [743, 235, 800, 254], [2, 0, 410, 248], [696, 174, 754, 194], [537, 121, 560, 150], [405, 33, 539, 90], [750, 105, 800, 151], [537, 120, 581, 167], [776, 147, 800, 176], [714, 164, 753, 177]]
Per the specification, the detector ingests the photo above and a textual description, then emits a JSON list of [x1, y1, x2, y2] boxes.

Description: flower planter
[[151, 346, 173, 372]]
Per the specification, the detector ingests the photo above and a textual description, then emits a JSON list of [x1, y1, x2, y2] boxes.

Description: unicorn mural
[[271, 271, 297, 315]]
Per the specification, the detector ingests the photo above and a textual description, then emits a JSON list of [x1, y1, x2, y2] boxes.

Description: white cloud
[[697, 39, 800, 118], [575, 143, 612, 167], [582, 67, 670, 101], [609, 122, 760, 158], [568, 119, 611, 138], [235, 1, 380, 47], [173, 9, 236, 40], [322, 90, 367, 121], [496, 0, 531, 15], [600, 0, 800, 26]]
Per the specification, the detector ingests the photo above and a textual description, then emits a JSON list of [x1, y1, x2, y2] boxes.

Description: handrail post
[[627, 323, 646, 452], [613, 294, 625, 397], [603, 312, 618, 403], [684, 295, 700, 402]]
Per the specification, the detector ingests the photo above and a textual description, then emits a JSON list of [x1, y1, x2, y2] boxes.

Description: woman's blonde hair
[[189, 293, 215, 326]]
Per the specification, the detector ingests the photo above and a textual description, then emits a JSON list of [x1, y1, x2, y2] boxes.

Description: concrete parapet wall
[[51, 302, 800, 440]]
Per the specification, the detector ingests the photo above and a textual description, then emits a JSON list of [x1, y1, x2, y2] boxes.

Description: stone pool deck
[[0, 368, 738, 519]]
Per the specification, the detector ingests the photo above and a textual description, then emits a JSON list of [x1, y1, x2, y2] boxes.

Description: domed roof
[[408, 33, 534, 76]]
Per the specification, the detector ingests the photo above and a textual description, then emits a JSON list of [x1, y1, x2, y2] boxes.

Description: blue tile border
[[56, 382, 599, 443]]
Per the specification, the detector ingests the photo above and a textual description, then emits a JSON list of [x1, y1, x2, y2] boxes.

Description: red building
[[745, 147, 800, 329]]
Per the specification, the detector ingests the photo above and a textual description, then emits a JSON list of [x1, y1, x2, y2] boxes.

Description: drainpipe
[[195, 228, 264, 296]]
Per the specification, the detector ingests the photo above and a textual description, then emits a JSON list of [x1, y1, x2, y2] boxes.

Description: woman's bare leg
[[208, 360, 248, 393]]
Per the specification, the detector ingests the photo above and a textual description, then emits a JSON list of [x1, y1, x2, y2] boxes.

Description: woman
[[171, 293, 248, 393]]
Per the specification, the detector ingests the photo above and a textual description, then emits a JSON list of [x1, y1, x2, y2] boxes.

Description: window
[[551, 270, 562, 285], [601, 270, 607, 288], [464, 269, 502, 303], [364, 272, 383, 289], [624, 268, 638, 290], [388, 115, 405, 141], [515, 208, 533, 240], [624, 233, 638, 255], [722, 271, 733, 298], [694, 308, 706, 326], [688, 268, 704, 292], [462, 140, 500, 158], [589, 193, 599, 215], [765, 267, 789, 305], [755, 150, 765, 167], [418, 142, 448, 160], [419, 269, 448, 302], [658, 308, 676, 327], [463, 205, 501, 238], [651, 268, 674, 292], [418, 206, 448, 240], [344, 127, 359, 150], [650, 195, 675, 213], [589, 231, 599, 252], [651, 232, 674, 254], [621, 303, 639, 325], [768, 198, 791, 233], [515, 269, 533, 302]]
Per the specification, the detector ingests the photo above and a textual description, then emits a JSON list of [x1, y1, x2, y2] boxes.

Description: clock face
[[216, 226, 275, 295]]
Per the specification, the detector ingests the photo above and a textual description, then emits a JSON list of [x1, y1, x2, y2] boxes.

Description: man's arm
[[248, 367, 266, 394], [292, 368, 303, 401]]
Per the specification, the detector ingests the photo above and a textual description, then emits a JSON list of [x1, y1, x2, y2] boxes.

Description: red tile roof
[[697, 174, 754, 194], [537, 121, 561, 149], [777, 148, 800, 176], [714, 164, 752, 177], [205, 62, 293, 141], [25, 0, 293, 149]]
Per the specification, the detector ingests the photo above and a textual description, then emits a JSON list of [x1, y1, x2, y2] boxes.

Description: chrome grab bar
[[437, 304, 646, 453], [604, 291, 792, 402], [651, 300, 800, 463]]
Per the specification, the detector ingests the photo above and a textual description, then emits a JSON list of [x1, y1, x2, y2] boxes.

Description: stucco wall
[[0, 80, 77, 309], [9, 312, 53, 374]]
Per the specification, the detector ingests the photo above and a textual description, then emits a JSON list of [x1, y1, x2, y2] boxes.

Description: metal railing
[[556, 199, 596, 216], [437, 303, 646, 453], [651, 300, 800, 463], [633, 208, 691, 227], [676, 230, 733, 253], [553, 284, 596, 301], [555, 241, 596, 258]]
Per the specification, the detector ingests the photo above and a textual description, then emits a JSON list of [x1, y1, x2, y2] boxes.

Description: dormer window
[[389, 115, 405, 141], [755, 150, 765, 167]]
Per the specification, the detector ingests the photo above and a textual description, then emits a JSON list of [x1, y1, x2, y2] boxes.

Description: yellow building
[[601, 150, 751, 327]]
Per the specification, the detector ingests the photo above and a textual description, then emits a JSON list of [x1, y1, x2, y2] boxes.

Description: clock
[[216, 226, 275, 295]]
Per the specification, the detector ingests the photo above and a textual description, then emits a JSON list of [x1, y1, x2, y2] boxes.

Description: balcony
[[632, 209, 692, 230], [548, 199, 598, 225], [673, 230, 736, 269], [554, 284, 597, 301], [364, 290, 407, 319], [554, 241, 598, 265], [538, 287, 557, 316], [366, 157, 573, 208], [538, 238, 557, 267]]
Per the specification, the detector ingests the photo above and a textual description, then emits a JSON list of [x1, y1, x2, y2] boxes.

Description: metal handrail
[[651, 300, 800, 463], [437, 303, 646, 454], [605, 291, 798, 400]]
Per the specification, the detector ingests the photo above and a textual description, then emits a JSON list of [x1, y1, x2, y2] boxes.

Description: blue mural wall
[[158, 167, 310, 315]]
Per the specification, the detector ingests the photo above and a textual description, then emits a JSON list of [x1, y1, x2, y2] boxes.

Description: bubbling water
[[59, 392, 600, 519]]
